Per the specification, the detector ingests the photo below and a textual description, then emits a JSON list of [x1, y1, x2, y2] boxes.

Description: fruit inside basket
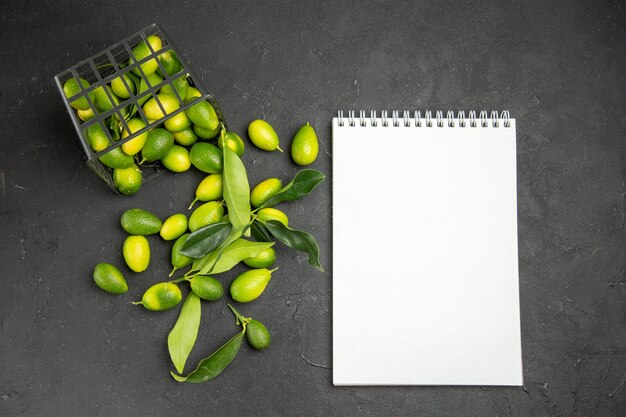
[[54, 23, 228, 195]]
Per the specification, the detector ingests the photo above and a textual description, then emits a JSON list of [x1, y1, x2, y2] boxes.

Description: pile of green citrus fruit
[[91, 118, 324, 382], [63, 35, 256, 195]]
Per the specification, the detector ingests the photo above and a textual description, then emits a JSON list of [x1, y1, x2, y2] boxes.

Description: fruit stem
[[169, 267, 178, 277], [219, 128, 227, 150], [131, 301, 143, 306], [276, 145, 284, 153], [227, 303, 251, 327], [188, 198, 198, 210], [169, 276, 190, 284], [183, 269, 197, 278], [269, 267, 279, 274], [139, 157, 147, 165]]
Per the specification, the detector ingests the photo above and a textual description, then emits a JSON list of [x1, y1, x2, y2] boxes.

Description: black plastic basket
[[54, 23, 227, 192]]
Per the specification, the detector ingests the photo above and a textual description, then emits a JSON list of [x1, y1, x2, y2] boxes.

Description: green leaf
[[180, 222, 232, 258], [191, 225, 244, 274], [193, 238, 275, 275], [263, 220, 324, 272], [110, 129, 120, 142], [108, 116, 119, 137], [250, 220, 272, 242], [128, 72, 141, 91], [212, 239, 274, 274], [123, 73, 142, 120], [221, 133, 251, 229], [171, 331, 244, 383], [167, 292, 201, 374], [259, 169, 325, 209]]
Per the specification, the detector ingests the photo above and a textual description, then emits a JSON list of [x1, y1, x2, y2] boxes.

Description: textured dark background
[[1, 0, 625, 416]]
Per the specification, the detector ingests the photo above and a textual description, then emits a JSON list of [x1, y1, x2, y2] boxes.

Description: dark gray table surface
[[1, 1, 625, 416]]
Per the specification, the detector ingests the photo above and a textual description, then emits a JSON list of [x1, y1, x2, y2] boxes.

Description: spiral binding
[[336, 110, 511, 128]]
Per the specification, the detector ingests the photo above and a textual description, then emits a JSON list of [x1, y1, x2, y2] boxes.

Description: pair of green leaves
[[179, 159, 325, 270], [172, 332, 244, 383], [251, 168, 325, 271], [192, 238, 275, 275], [253, 220, 324, 272], [170, 301, 245, 383], [168, 239, 271, 379], [181, 216, 323, 275], [257, 169, 325, 209]]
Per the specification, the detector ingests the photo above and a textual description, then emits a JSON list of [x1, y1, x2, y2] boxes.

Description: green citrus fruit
[[189, 275, 224, 301], [120, 208, 162, 235], [63, 77, 94, 110], [158, 50, 183, 76], [193, 124, 219, 140], [123, 235, 150, 273], [93, 263, 128, 295], [164, 111, 191, 133], [161, 145, 191, 172], [248, 119, 282, 152], [141, 128, 174, 162], [131, 35, 162, 77], [119, 208, 160, 234], [230, 268, 276, 303], [185, 99, 220, 133], [291, 122, 319, 165], [77, 107, 95, 121], [85, 123, 110, 152], [250, 178, 282, 208], [93, 85, 120, 113], [160, 213, 188, 241], [121, 118, 148, 155], [171, 233, 193, 275], [111, 72, 136, 99], [188, 201, 224, 232], [99, 146, 134, 169], [257, 207, 288, 227], [243, 247, 276, 269], [246, 319, 271, 350], [189, 174, 222, 209], [218, 131, 245, 156], [173, 128, 198, 146], [113, 164, 142, 195], [160, 76, 189, 100], [138, 282, 182, 311], [190, 142, 223, 173], [142, 93, 180, 120], [186, 87, 202, 100]]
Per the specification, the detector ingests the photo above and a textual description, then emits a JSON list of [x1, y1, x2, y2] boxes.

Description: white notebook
[[332, 110, 522, 386]]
